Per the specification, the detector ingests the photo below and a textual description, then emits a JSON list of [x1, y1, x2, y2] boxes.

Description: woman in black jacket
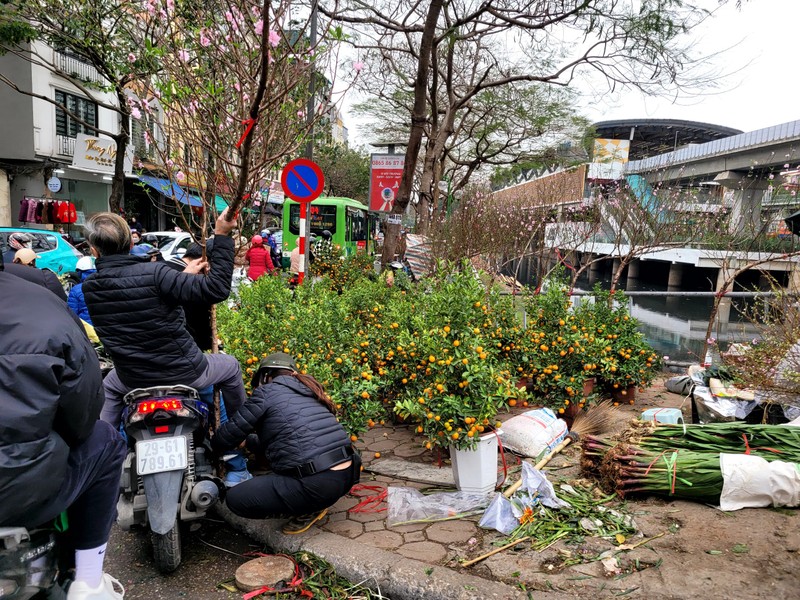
[[211, 353, 360, 534]]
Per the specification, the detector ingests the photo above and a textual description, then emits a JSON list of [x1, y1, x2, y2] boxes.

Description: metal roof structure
[[626, 119, 800, 174], [593, 119, 743, 160]]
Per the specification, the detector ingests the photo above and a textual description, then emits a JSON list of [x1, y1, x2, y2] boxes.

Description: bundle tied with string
[[582, 421, 800, 504]]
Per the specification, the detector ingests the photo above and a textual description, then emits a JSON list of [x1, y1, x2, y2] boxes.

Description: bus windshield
[[288, 204, 337, 235]]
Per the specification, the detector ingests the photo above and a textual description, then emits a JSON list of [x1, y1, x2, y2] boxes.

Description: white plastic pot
[[450, 430, 501, 494]]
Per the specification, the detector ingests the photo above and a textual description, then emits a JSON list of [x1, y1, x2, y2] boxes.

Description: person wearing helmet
[[3, 232, 33, 264], [130, 243, 160, 262], [211, 352, 361, 534], [244, 234, 273, 281], [12, 248, 37, 267], [67, 256, 97, 325]]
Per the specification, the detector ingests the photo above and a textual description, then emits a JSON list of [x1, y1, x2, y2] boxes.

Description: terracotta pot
[[582, 377, 597, 397], [611, 385, 636, 403]]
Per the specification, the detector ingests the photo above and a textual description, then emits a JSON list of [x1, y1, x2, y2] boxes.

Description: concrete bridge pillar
[[588, 255, 601, 283], [667, 262, 683, 289], [627, 259, 640, 280], [715, 264, 734, 325], [715, 172, 769, 236]]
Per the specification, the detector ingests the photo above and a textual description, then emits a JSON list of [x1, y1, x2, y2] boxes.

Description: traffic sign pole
[[298, 202, 308, 285], [280, 158, 325, 286]]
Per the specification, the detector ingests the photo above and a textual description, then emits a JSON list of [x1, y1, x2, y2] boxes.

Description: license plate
[[135, 436, 188, 475]]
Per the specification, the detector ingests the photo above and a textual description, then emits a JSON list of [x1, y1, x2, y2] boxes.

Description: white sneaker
[[67, 573, 125, 599]]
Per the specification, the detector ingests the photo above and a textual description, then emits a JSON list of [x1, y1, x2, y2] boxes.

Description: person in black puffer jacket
[[82, 209, 246, 425], [211, 353, 361, 534], [0, 253, 127, 598]]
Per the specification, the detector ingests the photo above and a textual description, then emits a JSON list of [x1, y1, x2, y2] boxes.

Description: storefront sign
[[72, 134, 117, 173], [46, 176, 62, 193], [369, 154, 405, 212]]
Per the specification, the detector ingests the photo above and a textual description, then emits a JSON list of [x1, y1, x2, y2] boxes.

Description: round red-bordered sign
[[280, 158, 325, 203]]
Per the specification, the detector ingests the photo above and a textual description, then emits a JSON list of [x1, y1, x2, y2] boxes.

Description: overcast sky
[[342, 0, 798, 147], [581, 0, 799, 134]]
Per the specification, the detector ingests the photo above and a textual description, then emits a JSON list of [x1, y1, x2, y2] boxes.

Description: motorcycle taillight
[[137, 398, 183, 414]]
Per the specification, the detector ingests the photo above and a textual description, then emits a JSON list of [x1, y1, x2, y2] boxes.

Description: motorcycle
[[116, 385, 224, 573], [0, 527, 64, 599]]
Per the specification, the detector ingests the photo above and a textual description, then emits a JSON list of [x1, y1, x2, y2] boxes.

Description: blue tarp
[[138, 175, 202, 207]]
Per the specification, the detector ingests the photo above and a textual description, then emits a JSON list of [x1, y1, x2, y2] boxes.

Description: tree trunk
[[109, 92, 131, 214], [380, 0, 443, 265]]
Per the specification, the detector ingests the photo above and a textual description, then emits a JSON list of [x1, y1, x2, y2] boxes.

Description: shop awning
[[213, 195, 278, 215], [138, 175, 202, 207]]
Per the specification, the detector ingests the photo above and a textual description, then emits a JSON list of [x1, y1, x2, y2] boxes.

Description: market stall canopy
[[138, 175, 202, 207]]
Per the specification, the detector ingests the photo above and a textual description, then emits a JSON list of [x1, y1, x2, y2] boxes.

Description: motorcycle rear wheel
[[151, 523, 181, 573]]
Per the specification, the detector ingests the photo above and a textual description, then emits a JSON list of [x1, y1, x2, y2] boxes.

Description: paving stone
[[402, 530, 426, 543], [396, 541, 447, 563], [348, 509, 388, 524], [368, 457, 454, 486], [426, 519, 478, 544], [357, 530, 404, 551], [333, 496, 360, 511], [323, 520, 364, 539], [393, 444, 427, 458], [364, 521, 386, 532], [368, 439, 401, 452], [327, 511, 348, 523], [389, 522, 428, 533]]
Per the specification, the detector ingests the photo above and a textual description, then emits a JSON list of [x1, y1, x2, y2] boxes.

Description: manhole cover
[[235, 556, 296, 592]]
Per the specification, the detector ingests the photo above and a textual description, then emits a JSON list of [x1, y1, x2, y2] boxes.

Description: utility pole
[[302, 0, 318, 279]]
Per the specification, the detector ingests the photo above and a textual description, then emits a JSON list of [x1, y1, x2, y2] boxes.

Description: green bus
[[282, 196, 372, 264]]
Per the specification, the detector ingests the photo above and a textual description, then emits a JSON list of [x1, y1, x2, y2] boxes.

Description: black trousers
[[226, 454, 361, 519], [48, 420, 126, 551]]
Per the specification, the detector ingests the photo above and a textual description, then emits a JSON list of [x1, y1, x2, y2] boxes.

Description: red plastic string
[[348, 483, 388, 513], [554, 248, 576, 272], [236, 118, 257, 148], [742, 433, 751, 455], [495, 432, 509, 489]]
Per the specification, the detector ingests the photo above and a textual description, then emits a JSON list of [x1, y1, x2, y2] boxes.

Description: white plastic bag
[[719, 454, 800, 510], [498, 408, 568, 458]]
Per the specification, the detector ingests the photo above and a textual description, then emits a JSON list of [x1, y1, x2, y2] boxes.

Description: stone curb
[[217, 504, 529, 600]]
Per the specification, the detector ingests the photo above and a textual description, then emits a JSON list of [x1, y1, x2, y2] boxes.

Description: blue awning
[[138, 175, 202, 207]]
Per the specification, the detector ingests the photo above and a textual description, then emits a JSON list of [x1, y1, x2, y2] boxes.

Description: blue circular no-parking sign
[[281, 158, 325, 203]]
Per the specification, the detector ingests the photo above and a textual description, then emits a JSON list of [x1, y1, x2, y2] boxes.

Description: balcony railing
[[55, 51, 105, 84], [56, 134, 75, 157]]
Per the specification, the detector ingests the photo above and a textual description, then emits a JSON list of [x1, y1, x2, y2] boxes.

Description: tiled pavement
[[220, 382, 687, 599]]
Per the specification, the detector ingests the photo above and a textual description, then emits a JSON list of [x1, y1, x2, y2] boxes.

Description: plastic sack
[[692, 385, 758, 423], [478, 463, 570, 534], [719, 454, 800, 510], [498, 408, 568, 458], [665, 375, 694, 396], [386, 487, 492, 527]]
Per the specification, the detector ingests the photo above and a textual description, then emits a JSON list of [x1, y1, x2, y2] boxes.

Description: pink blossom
[[269, 29, 280, 47], [199, 31, 211, 47], [178, 49, 189, 63], [785, 163, 791, 168], [297, 110, 305, 118], [166, 0, 174, 10], [143, 131, 151, 143], [130, 106, 142, 119], [166, 159, 175, 168], [353, 61, 364, 72], [176, 171, 186, 182], [255, 19, 263, 35], [234, 82, 241, 92], [127, 53, 136, 63], [663, 355, 670, 361]]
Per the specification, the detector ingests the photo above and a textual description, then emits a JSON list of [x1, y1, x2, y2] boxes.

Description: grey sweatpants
[[100, 353, 246, 426]]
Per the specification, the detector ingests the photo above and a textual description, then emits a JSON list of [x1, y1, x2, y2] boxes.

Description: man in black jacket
[[0, 252, 127, 599], [82, 209, 245, 425]]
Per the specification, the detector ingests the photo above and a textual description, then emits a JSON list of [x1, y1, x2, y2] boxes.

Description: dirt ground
[[460, 379, 800, 599]]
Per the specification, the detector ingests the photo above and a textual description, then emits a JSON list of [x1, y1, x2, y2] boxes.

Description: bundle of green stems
[[581, 420, 800, 502]]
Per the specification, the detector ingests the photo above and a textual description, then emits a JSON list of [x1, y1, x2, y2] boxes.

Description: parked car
[[0, 227, 84, 274], [139, 231, 194, 262]]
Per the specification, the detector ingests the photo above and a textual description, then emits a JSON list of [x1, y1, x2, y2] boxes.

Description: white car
[[139, 231, 194, 261]]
